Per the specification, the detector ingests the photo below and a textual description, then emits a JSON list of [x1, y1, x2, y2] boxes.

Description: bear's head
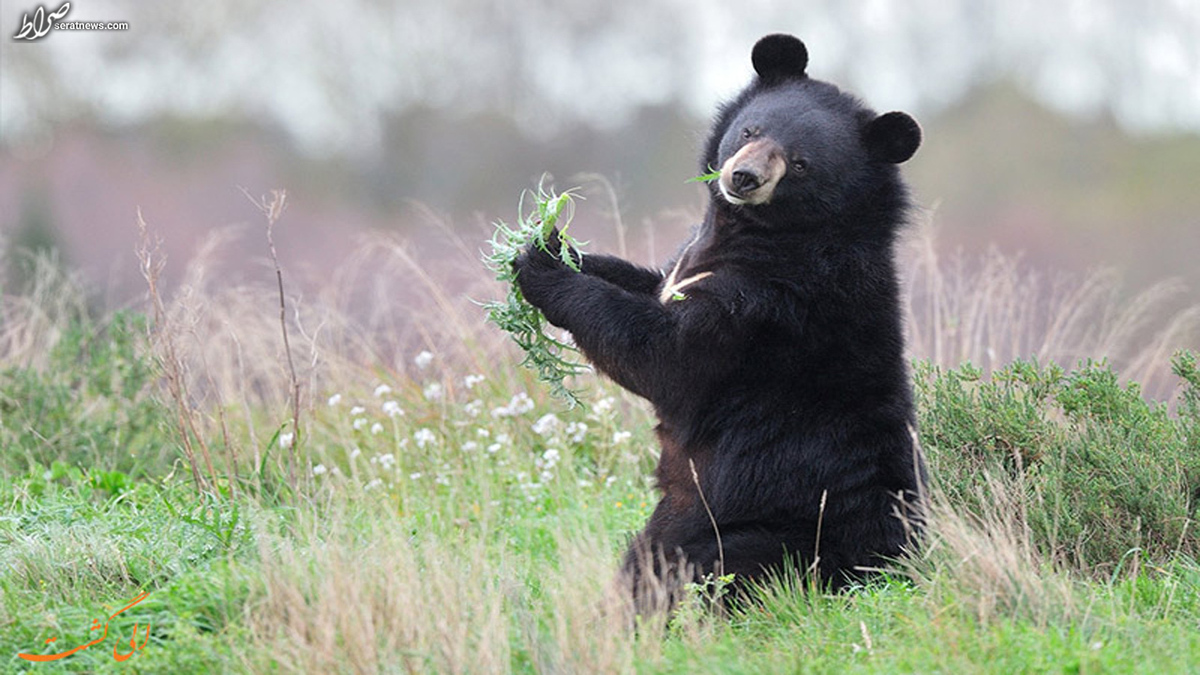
[[706, 34, 921, 222]]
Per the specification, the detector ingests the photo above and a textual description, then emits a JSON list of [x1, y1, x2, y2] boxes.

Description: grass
[[1, 195, 1199, 673]]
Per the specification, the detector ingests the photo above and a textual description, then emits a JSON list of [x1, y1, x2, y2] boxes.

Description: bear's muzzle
[[719, 139, 786, 206]]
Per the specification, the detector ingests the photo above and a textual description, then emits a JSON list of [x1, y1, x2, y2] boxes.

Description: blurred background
[[1, 0, 1198, 336]]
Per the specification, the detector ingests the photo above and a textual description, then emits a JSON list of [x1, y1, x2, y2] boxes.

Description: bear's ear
[[864, 111, 922, 164], [751, 34, 808, 81]]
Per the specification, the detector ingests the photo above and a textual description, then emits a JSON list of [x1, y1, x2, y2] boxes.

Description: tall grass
[[0, 249, 90, 371], [904, 215, 1200, 400]]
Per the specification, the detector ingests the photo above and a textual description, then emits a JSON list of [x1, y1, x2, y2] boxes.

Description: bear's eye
[[792, 158, 809, 174], [741, 127, 756, 139]]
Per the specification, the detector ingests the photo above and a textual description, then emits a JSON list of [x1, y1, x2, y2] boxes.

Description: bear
[[514, 33, 927, 605]]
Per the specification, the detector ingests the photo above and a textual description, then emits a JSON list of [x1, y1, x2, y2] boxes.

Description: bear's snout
[[719, 138, 786, 206], [731, 169, 762, 193]]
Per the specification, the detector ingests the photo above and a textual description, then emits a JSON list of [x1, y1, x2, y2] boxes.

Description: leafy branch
[[483, 182, 589, 408]]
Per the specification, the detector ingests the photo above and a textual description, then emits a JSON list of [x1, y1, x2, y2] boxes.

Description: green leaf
[[687, 166, 722, 184]]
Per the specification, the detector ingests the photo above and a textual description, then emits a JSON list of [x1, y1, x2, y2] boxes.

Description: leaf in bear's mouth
[[687, 167, 722, 184]]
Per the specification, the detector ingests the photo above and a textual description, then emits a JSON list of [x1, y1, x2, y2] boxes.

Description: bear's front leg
[[580, 254, 664, 296], [513, 242, 679, 399], [515, 227, 664, 296], [514, 240, 746, 403]]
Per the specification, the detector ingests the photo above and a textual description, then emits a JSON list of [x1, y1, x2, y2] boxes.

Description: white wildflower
[[532, 413, 560, 436], [364, 478, 383, 491], [464, 399, 484, 417], [414, 350, 434, 370], [413, 428, 436, 448], [463, 374, 486, 389], [542, 448, 561, 464], [370, 422, 384, 435], [350, 447, 362, 460], [612, 430, 633, 445], [327, 393, 342, 406], [378, 453, 396, 469], [492, 392, 534, 418], [462, 441, 479, 452], [423, 382, 444, 401], [279, 432, 294, 449], [382, 400, 404, 417], [352, 418, 367, 431], [312, 463, 327, 476], [511, 392, 534, 414], [373, 383, 393, 398], [566, 421, 588, 444], [410, 472, 422, 480], [350, 405, 366, 416]]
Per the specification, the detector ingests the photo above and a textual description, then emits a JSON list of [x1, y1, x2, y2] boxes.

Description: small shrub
[[916, 352, 1200, 574], [0, 310, 172, 479]]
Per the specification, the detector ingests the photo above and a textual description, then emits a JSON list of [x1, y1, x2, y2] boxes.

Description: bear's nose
[[730, 169, 762, 194]]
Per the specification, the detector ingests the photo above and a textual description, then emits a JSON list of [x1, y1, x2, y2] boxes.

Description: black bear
[[515, 34, 926, 602]]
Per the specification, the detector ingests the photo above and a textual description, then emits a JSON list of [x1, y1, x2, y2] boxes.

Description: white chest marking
[[659, 236, 713, 304]]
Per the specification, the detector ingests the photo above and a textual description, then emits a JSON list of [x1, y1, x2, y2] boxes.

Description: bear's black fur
[[514, 34, 926, 601]]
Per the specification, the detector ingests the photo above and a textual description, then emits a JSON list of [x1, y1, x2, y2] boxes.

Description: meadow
[[1, 194, 1199, 673]]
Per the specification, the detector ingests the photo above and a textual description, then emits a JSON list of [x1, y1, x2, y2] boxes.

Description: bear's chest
[[658, 234, 715, 304]]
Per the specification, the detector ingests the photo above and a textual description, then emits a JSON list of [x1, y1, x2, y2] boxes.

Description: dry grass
[[239, 495, 693, 675], [0, 249, 89, 371], [245, 499, 511, 674], [223, 477, 1095, 674], [129, 206, 522, 495], [139, 210, 221, 491], [904, 475, 1078, 628], [122, 206, 1198, 439], [131, 213, 510, 414], [904, 216, 1199, 400]]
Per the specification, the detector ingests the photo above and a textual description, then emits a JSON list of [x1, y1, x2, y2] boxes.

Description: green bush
[[0, 310, 173, 483], [915, 352, 1200, 574]]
